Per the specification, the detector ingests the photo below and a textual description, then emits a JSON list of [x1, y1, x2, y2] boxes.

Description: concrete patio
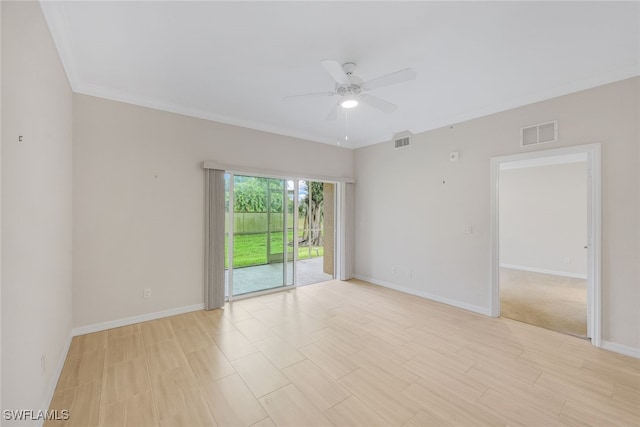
[[227, 256, 333, 296]]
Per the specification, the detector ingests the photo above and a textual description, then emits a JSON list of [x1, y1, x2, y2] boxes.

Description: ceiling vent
[[393, 131, 412, 149], [520, 120, 558, 147]]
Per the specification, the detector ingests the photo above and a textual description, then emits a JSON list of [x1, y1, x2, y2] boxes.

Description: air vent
[[520, 120, 558, 147], [393, 131, 412, 149], [395, 137, 410, 149]]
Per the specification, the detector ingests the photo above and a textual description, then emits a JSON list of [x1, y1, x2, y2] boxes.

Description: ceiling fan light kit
[[340, 96, 359, 109], [287, 60, 416, 120]]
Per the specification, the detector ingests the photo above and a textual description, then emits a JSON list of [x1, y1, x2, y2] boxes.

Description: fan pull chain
[[344, 109, 349, 143]]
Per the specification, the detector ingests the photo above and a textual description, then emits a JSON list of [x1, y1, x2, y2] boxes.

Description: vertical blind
[[204, 169, 225, 310]]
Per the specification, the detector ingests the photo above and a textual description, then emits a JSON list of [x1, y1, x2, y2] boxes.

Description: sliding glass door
[[226, 175, 289, 296], [224, 173, 335, 298]]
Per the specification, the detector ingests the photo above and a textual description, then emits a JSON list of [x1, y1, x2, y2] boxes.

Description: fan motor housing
[[336, 74, 363, 96], [336, 84, 362, 96]]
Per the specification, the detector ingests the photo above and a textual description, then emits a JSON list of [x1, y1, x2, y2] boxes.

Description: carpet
[[500, 268, 587, 338]]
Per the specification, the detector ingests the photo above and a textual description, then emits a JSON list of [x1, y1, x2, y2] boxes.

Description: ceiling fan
[[286, 60, 416, 120]]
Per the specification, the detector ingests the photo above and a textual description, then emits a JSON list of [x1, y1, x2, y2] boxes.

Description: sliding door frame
[[226, 173, 290, 301], [202, 161, 355, 301], [218, 166, 348, 302]]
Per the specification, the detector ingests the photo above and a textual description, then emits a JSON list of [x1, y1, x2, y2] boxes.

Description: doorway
[[499, 157, 587, 337], [224, 174, 336, 299], [490, 144, 601, 346]]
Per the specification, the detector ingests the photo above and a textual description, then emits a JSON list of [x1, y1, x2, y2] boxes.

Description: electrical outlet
[[563, 257, 572, 264], [463, 225, 473, 234], [407, 269, 412, 278], [143, 288, 151, 299], [391, 267, 396, 275]]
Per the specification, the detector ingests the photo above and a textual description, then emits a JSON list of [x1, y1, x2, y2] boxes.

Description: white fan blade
[[360, 94, 397, 113], [285, 91, 336, 100], [362, 68, 416, 91], [325, 104, 338, 121], [321, 60, 350, 86]]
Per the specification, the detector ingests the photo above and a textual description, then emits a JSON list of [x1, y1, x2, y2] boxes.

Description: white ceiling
[[41, 1, 639, 149]]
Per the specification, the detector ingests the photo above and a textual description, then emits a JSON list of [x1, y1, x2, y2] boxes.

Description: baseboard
[[40, 331, 73, 418], [72, 303, 205, 336], [352, 274, 491, 316], [500, 263, 587, 280], [601, 340, 640, 359]]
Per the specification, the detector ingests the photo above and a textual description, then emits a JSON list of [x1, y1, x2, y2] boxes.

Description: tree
[[233, 178, 266, 212], [230, 177, 284, 213], [299, 181, 323, 246]]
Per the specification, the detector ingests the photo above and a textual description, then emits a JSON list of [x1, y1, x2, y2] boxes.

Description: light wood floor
[[47, 279, 640, 427]]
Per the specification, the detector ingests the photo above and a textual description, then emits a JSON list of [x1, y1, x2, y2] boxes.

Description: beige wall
[[500, 162, 588, 277], [73, 94, 354, 328], [354, 77, 639, 352], [2, 1, 74, 413], [1, 0, 3, 412]]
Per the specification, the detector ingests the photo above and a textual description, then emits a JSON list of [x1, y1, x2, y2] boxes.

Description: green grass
[[225, 231, 324, 268]]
